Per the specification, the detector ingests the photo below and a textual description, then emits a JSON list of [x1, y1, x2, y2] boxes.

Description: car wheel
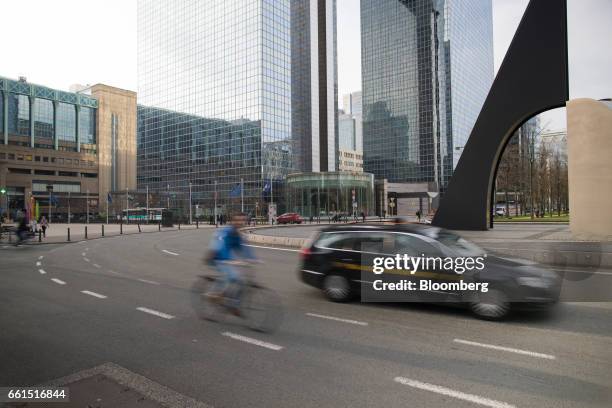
[[470, 289, 510, 320], [323, 274, 351, 302]]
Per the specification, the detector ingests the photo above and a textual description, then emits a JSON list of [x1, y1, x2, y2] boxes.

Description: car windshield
[[436, 231, 484, 257]]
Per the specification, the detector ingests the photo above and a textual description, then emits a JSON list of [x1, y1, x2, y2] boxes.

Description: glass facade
[[78, 107, 96, 145], [137, 0, 294, 215], [290, 0, 338, 173], [0, 76, 98, 148], [57, 102, 76, 142], [8, 94, 30, 137], [361, 0, 493, 192], [34, 98, 54, 139], [286, 172, 374, 217]]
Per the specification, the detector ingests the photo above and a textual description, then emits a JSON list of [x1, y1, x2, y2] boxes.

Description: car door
[[392, 232, 457, 302]]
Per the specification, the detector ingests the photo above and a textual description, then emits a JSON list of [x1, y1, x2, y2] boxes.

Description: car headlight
[[516, 277, 550, 288]]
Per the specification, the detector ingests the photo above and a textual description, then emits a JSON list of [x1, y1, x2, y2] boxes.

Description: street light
[[189, 182, 193, 225]]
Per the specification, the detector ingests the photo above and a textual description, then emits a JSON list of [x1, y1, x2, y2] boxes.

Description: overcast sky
[[1, 0, 610, 132]]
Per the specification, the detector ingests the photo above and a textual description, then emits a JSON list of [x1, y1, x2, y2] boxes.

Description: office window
[[57, 103, 76, 142], [8, 94, 30, 136], [34, 98, 54, 139], [79, 107, 96, 144]]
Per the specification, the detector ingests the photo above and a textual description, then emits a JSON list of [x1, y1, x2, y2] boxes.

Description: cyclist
[[15, 211, 30, 246], [205, 212, 256, 316]]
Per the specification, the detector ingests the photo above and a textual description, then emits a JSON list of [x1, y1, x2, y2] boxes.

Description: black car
[[299, 224, 561, 320]]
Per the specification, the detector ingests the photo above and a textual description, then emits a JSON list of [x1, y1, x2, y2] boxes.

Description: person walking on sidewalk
[[40, 216, 48, 237]]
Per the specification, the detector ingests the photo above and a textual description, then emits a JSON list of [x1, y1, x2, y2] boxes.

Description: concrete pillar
[[567, 98, 612, 240]]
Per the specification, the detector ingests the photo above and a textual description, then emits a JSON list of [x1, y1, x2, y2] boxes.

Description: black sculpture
[[433, 0, 569, 230]]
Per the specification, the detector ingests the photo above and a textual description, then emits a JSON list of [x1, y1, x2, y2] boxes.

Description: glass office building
[[361, 0, 493, 193], [137, 0, 293, 215], [290, 0, 338, 173]]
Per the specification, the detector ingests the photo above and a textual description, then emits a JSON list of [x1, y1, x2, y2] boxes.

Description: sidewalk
[[1, 222, 215, 244]]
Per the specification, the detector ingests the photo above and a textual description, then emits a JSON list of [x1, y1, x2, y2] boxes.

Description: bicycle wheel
[[241, 284, 283, 333], [191, 276, 224, 323]]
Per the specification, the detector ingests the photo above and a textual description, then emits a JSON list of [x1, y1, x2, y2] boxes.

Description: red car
[[276, 212, 303, 224]]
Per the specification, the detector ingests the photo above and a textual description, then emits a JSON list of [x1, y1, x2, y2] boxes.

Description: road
[[1, 229, 611, 407]]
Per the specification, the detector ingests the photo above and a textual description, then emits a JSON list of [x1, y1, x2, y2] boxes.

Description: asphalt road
[[1, 229, 611, 408]]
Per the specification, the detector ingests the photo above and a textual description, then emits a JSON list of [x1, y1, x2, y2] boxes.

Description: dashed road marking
[[36, 261, 41, 266], [136, 307, 175, 319], [162, 249, 179, 256], [138, 278, 160, 285], [51, 278, 66, 285], [38, 269, 46, 274], [92, 263, 101, 269], [81, 290, 108, 299], [83, 257, 90, 262], [453, 338, 556, 360], [38, 256, 44, 260], [222, 332, 283, 351], [82, 252, 86, 256], [244, 244, 300, 252], [108, 270, 121, 275], [306, 312, 368, 326], [394, 377, 516, 408]]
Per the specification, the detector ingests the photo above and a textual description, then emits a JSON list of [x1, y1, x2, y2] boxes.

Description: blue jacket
[[210, 226, 254, 261]]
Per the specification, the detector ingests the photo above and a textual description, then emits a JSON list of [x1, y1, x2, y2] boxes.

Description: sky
[[1, 0, 611, 132]]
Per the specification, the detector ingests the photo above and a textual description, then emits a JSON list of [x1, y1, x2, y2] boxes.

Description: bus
[[121, 208, 164, 223]]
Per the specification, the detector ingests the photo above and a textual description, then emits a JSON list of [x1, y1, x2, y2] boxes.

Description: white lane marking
[[244, 244, 300, 252], [36, 261, 41, 266], [81, 290, 107, 299], [221, 332, 283, 351], [302, 269, 323, 275], [79, 241, 86, 245], [85, 248, 89, 251], [108, 270, 121, 275], [138, 278, 160, 285], [453, 338, 556, 360], [81, 252, 86, 256], [51, 278, 66, 285], [38, 269, 47, 275], [38, 255, 44, 260], [162, 249, 179, 256], [136, 307, 175, 319], [83, 257, 90, 262], [92, 263, 101, 269], [394, 377, 516, 408], [306, 312, 368, 326]]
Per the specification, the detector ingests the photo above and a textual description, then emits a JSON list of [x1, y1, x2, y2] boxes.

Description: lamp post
[[86, 189, 89, 224], [214, 180, 218, 227], [189, 182, 193, 224]]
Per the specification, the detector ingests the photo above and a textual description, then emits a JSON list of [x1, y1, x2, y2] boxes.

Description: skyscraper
[[361, 0, 493, 194], [137, 0, 293, 214], [290, 0, 338, 173]]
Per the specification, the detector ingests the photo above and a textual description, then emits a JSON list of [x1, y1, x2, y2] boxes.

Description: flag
[[262, 180, 271, 194], [49, 194, 59, 206], [107, 192, 113, 203], [229, 183, 242, 198]]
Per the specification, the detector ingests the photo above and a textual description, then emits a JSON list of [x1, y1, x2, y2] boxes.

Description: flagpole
[[86, 189, 89, 224], [146, 185, 149, 222], [240, 178, 244, 213], [106, 193, 109, 225], [214, 180, 218, 227]]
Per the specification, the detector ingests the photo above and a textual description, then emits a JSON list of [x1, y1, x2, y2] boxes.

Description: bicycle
[[191, 260, 283, 333]]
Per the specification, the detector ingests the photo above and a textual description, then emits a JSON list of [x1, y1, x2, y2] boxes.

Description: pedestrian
[[361, 211, 366, 223], [416, 210, 421, 223], [40, 216, 48, 237]]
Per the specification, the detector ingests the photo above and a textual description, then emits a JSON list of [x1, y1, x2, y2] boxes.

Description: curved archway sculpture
[[433, 0, 569, 230]]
